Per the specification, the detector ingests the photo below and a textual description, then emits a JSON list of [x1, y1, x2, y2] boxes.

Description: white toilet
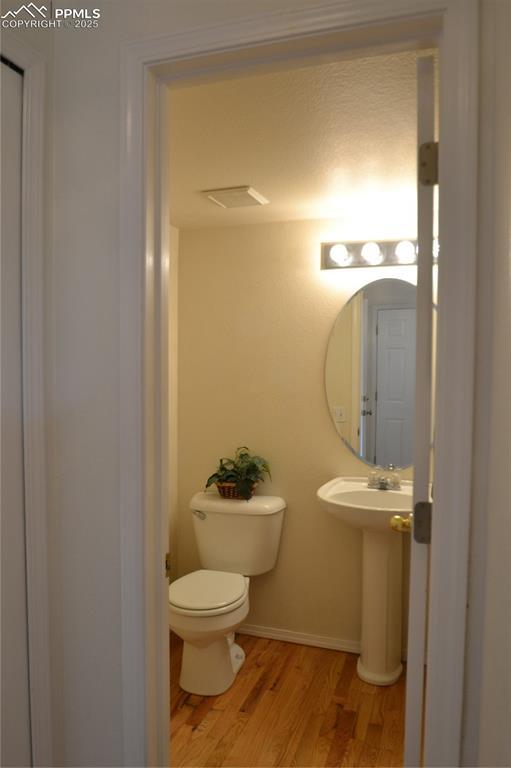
[[169, 491, 285, 696]]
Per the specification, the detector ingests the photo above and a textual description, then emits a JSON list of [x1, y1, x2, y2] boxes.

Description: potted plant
[[205, 446, 271, 500]]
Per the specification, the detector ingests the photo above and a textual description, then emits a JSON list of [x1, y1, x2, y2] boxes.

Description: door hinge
[[165, 552, 171, 581], [419, 142, 439, 186], [413, 501, 432, 544]]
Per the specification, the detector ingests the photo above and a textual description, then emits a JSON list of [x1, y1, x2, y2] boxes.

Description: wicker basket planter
[[206, 447, 270, 501], [216, 482, 257, 500]]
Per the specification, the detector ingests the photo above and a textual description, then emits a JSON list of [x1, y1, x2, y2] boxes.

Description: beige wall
[[325, 299, 355, 444], [176, 219, 414, 644]]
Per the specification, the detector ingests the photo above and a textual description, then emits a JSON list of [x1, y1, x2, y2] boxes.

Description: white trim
[[155, 79, 171, 768], [119, 55, 171, 768], [1, 34, 52, 767], [240, 624, 407, 660], [239, 624, 361, 654], [118, 3, 478, 765], [424, 2, 479, 765], [461, 4, 509, 763], [142, 75, 171, 768], [123, 0, 443, 67], [118, 44, 145, 768], [405, 54, 435, 768]]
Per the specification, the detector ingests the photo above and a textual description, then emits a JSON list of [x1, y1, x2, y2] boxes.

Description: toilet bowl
[[169, 569, 250, 695], [170, 491, 285, 696]]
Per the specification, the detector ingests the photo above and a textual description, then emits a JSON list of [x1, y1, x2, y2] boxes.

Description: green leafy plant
[[205, 446, 271, 500]]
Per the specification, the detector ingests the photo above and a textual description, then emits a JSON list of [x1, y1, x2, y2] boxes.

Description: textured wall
[[176, 219, 415, 644], [168, 51, 419, 229]]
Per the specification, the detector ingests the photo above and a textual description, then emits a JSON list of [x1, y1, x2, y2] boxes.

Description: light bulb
[[329, 243, 352, 267], [395, 240, 417, 264], [433, 238, 440, 259], [361, 241, 383, 265]]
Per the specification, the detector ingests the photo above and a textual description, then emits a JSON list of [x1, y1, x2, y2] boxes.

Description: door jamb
[[0, 33, 53, 767], [118, 2, 478, 765]]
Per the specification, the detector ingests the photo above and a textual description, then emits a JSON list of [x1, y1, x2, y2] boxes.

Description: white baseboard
[[239, 623, 408, 661], [239, 623, 361, 654]]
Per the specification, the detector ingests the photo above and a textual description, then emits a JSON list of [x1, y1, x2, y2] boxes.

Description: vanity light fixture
[[394, 239, 417, 264], [329, 243, 353, 267], [361, 241, 383, 265], [321, 239, 439, 269]]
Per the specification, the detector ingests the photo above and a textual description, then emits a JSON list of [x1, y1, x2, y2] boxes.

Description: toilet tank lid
[[190, 491, 286, 516]]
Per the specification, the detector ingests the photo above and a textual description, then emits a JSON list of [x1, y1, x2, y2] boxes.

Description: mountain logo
[[1, 3, 47, 19]]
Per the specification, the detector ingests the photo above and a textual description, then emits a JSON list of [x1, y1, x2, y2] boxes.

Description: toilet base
[[230, 641, 245, 676], [179, 633, 245, 696]]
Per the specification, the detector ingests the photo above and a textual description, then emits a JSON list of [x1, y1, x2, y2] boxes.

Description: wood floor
[[170, 632, 405, 768]]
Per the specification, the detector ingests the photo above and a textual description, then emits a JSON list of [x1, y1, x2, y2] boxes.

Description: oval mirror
[[325, 278, 416, 468]]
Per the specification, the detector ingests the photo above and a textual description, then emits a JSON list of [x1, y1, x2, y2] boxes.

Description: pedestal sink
[[317, 477, 413, 685]]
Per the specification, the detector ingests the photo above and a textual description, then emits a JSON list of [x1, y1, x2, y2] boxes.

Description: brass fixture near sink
[[390, 513, 413, 533]]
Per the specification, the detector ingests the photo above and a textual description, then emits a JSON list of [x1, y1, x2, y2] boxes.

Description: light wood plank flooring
[[170, 632, 405, 767]]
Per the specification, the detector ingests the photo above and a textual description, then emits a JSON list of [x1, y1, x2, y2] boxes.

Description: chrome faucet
[[368, 464, 401, 490]]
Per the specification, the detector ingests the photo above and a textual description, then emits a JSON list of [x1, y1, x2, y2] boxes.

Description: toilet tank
[[190, 492, 286, 576]]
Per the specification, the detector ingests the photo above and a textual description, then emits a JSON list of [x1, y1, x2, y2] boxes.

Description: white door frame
[[0, 34, 53, 767], [118, 2, 478, 765]]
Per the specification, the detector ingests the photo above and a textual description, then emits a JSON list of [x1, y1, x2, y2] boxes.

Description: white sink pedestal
[[357, 529, 403, 686], [317, 477, 411, 687]]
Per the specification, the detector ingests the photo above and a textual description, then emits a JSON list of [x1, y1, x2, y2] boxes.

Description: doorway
[[117, 4, 478, 765], [167, 46, 423, 767]]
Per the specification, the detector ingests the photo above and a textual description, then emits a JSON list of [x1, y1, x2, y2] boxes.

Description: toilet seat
[[169, 569, 249, 617]]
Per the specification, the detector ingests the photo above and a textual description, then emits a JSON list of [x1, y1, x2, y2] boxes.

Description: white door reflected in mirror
[[325, 278, 416, 468]]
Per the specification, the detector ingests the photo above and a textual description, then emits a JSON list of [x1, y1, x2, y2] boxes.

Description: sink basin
[[317, 476, 413, 532], [317, 476, 414, 686]]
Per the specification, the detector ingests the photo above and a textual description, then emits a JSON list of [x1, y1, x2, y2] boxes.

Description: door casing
[[0, 34, 52, 768], [118, 2, 478, 766]]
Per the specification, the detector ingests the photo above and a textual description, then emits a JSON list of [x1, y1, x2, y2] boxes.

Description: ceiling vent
[[201, 186, 269, 209]]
